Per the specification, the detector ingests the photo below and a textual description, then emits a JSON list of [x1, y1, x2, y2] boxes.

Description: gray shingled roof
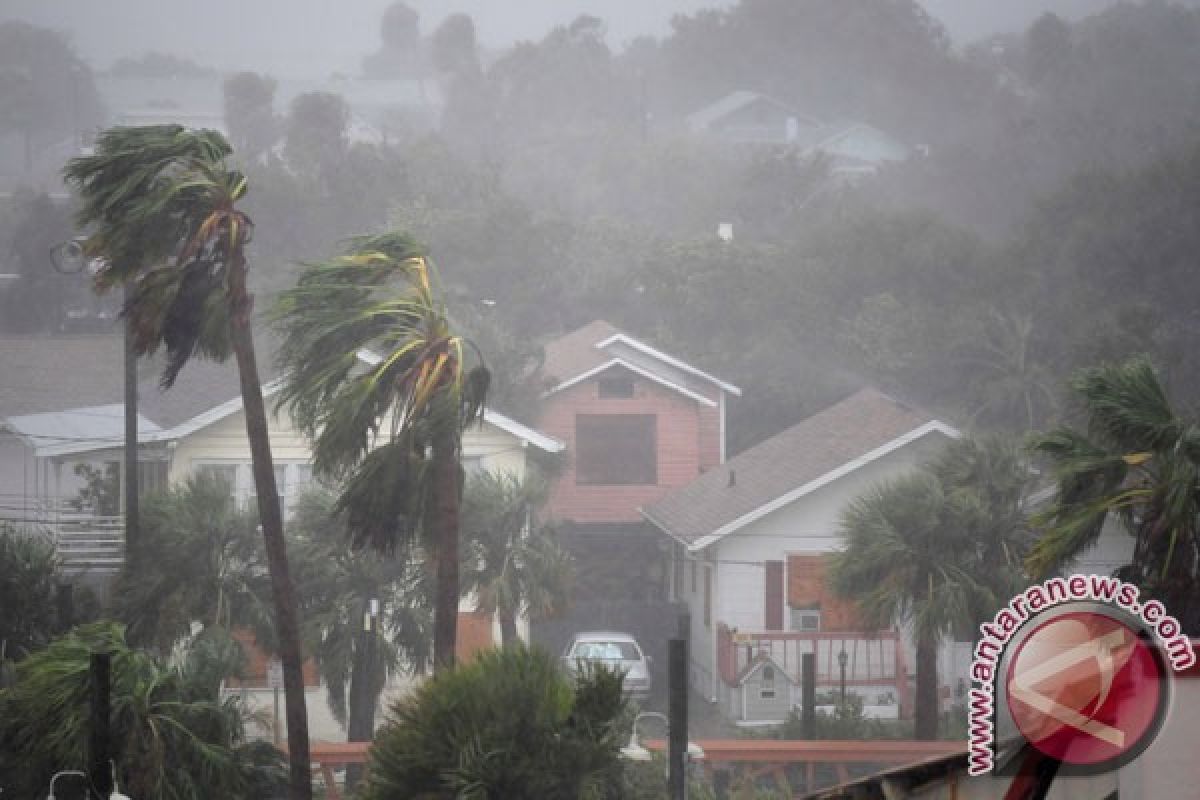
[[642, 388, 953, 547], [0, 335, 250, 429]]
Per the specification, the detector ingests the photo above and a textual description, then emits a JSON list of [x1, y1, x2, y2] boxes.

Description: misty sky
[[3, 1, 1137, 77]]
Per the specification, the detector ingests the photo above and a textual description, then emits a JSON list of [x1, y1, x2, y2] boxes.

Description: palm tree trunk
[[228, 255, 312, 800], [432, 429, 461, 671], [914, 633, 939, 741], [499, 610, 518, 647]]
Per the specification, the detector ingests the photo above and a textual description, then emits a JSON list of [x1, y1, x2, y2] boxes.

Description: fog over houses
[[3, 2, 1200, 798]]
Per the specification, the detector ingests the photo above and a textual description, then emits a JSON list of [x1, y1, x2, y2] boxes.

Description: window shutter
[[764, 560, 784, 630]]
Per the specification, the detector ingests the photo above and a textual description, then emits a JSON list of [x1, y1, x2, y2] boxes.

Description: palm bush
[[0, 524, 62, 663], [0, 622, 284, 800], [363, 644, 627, 799], [108, 473, 272, 654]]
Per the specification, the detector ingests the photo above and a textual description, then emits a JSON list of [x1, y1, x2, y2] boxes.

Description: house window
[[575, 414, 656, 485], [760, 665, 776, 699], [791, 609, 822, 632], [597, 375, 634, 398], [462, 455, 485, 476], [196, 463, 238, 505], [691, 560, 697, 593]]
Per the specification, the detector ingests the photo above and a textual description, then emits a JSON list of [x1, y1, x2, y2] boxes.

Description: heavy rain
[[2, 2, 1199, 798]]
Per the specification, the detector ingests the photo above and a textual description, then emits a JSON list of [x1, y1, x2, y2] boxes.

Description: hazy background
[[2, 0, 1157, 76]]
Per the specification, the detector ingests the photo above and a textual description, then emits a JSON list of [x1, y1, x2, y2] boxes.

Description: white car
[[561, 631, 652, 697]]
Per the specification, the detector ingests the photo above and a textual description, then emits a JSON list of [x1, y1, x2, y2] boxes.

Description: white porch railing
[[2, 501, 125, 573]]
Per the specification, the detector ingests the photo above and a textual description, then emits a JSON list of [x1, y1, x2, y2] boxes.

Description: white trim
[[543, 358, 718, 407], [594, 333, 742, 396], [479, 409, 565, 453], [685, 420, 960, 551]]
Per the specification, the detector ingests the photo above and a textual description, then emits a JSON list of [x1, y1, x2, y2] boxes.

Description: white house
[[642, 388, 960, 725]]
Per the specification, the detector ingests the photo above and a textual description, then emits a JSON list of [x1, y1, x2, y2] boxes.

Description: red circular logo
[[1006, 610, 1166, 767]]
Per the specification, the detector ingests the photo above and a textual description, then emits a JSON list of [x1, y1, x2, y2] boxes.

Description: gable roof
[[541, 320, 741, 400], [737, 652, 794, 684], [686, 91, 819, 133], [642, 389, 958, 550]]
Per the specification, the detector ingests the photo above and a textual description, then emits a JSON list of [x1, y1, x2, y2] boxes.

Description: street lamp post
[[838, 646, 849, 707]]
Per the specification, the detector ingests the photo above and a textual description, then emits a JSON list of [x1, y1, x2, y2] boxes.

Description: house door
[[764, 560, 784, 630]]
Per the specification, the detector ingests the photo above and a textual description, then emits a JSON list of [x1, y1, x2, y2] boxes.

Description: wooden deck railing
[[718, 625, 910, 714], [297, 739, 964, 799]]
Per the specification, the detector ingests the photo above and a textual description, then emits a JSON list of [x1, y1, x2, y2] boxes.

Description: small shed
[[737, 654, 796, 723]]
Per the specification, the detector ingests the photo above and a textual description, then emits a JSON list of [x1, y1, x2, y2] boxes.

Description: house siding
[[540, 377, 719, 524], [742, 667, 795, 722]]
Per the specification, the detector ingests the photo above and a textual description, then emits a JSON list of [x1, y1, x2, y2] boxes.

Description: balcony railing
[[2, 501, 124, 573], [717, 624, 909, 712]]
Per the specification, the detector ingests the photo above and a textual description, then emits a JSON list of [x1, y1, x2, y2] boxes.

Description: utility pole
[[667, 637, 688, 800], [801, 653, 816, 739], [89, 652, 113, 798], [123, 283, 138, 569]]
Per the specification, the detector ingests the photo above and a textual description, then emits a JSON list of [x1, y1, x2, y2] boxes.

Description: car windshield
[[572, 641, 640, 661]]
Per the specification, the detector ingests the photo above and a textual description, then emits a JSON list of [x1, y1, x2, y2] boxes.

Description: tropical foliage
[[289, 488, 433, 741], [829, 436, 1032, 738], [460, 470, 574, 645], [1029, 357, 1200, 633], [0, 622, 284, 800], [108, 473, 272, 653], [0, 524, 62, 664], [363, 644, 626, 799], [274, 231, 489, 669], [63, 124, 311, 799]]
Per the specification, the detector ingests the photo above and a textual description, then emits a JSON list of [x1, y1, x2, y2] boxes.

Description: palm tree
[[273, 231, 488, 669], [363, 645, 626, 800], [63, 125, 311, 799], [0, 622, 285, 800], [109, 473, 273, 654], [1028, 356, 1200, 632], [289, 488, 432, 787], [829, 437, 1031, 739], [460, 470, 574, 646], [962, 311, 1057, 432]]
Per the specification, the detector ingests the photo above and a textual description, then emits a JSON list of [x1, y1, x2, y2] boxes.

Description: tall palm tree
[[460, 470, 573, 646], [1029, 356, 1200, 632], [273, 231, 488, 669], [63, 125, 312, 799], [829, 437, 1031, 739], [289, 488, 432, 780]]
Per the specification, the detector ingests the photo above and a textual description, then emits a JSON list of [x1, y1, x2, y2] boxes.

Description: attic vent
[[727, 469, 736, 488]]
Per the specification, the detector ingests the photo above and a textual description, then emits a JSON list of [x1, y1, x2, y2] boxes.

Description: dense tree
[[109, 51, 215, 78], [363, 2, 423, 78], [283, 91, 349, 184], [1029, 357, 1200, 633], [460, 471, 573, 645], [830, 436, 1031, 739], [0, 22, 103, 178], [0, 190, 91, 333], [363, 645, 626, 799], [274, 232, 489, 670], [223, 71, 280, 163], [430, 13, 479, 76], [0, 622, 285, 800], [64, 125, 312, 800]]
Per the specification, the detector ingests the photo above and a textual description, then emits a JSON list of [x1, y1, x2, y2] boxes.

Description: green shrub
[[364, 644, 627, 799]]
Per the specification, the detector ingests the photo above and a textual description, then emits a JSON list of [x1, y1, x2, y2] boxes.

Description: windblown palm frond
[[1028, 357, 1200, 631]]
